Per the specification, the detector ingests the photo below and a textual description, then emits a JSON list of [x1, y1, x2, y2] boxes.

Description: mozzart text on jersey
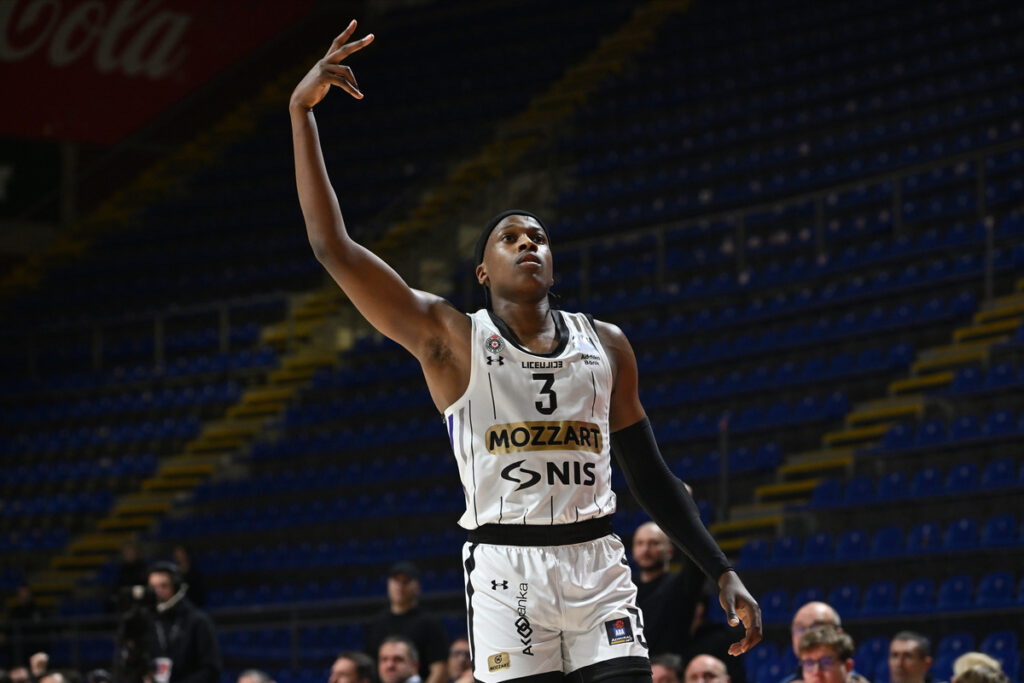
[[485, 420, 604, 455]]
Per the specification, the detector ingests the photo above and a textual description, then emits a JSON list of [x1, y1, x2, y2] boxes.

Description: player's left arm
[[595, 319, 762, 655]]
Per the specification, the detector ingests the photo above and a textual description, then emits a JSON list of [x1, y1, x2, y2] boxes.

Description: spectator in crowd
[[797, 625, 869, 683], [446, 638, 471, 683], [378, 636, 421, 683], [6, 667, 29, 683], [172, 545, 207, 608], [632, 521, 703, 657], [778, 602, 849, 683], [685, 655, 731, 683], [952, 654, 1003, 683], [889, 632, 933, 683], [652, 654, 684, 683], [116, 541, 149, 590], [238, 669, 276, 683], [329, 652, 375, 683], [953, 666, 1008, 683], [364, 562, 447, 683], [679, 592, 746, 683], [147, 561, 222, 683]]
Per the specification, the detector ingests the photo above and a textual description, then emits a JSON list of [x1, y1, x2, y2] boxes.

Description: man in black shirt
[[364, 562, 447, 683], [632, 522, 703, 657]]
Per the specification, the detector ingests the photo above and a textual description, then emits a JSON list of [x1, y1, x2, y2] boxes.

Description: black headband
[[474, 209, 550, 265]]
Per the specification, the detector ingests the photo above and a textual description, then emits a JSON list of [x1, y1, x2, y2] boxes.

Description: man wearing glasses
[[797, 626, 870, 683]]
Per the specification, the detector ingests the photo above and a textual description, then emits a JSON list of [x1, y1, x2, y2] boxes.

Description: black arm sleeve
[[610, 417, 733, 581]]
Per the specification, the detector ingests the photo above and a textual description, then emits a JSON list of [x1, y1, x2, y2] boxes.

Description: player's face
[[478, 215, 553, 299], [889, 640, 931, 683]]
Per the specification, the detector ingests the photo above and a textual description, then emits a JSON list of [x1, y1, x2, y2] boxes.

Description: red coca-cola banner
[[0, 0, 313, 143]]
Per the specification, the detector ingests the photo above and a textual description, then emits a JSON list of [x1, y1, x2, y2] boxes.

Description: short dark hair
[[336, 651, 375, 683], [380, 635, 420, 664], [798, 625, 855, 660], [651, 654, 684, 681], [892, 631, 932, 658]]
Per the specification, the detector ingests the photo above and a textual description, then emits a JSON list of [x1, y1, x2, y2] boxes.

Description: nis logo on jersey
[[485, 420, 603, 455]]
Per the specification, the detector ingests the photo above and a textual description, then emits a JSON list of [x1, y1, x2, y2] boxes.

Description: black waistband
[[467, 516, 614, 546]]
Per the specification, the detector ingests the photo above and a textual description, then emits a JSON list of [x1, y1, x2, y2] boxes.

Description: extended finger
[[727, 603, 763, 656], [325, 20, 358, 57], [323, 64, 361, 96], [326, 32, 374, 62]]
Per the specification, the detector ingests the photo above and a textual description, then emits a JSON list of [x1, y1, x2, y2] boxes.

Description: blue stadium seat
[[944, 463, 978, 494], [909, 467, 944, 498], [835, 530, 868, 562], [981, 457, 1016, 489], [944, 518, 979, 551], [861, 580, 897, 617], [898, 578, 935, 615], [938, 632, 975, 658], [761, 589, 791, 624], [980, 515, 1019, 548], [870, 526, 905, 559], [844, 475, 876, 505], [802, 533, 834, 564], [827, 584, 860, 617], [907, 521, 943, 555], [976, 571, 1016, 608], [980, 631, 1019, 666], [876, 471, 908, 502]]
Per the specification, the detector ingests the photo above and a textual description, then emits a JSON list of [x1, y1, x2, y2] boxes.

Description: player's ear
[[476, 263, 488, 286]]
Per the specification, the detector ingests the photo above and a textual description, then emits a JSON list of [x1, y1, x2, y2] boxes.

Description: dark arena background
[[2, 0, 1024, 681]]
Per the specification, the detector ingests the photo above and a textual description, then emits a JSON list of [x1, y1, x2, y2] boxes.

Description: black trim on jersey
[[476, 672, 564, 683], [487, 374, 497, 419], [590, 370, 597, 416], [468, 401, 478, 526], [486, 309, 569, 358], [468, 516, 613, 546], [464, 543, 478, 663], [566, 656, 652, 683]]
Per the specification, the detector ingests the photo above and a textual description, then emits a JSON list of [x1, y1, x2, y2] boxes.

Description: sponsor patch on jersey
[[485, 420, 603, 455], [484, 334, 505, 355], [604, 617, 634, 645], [487, 652, 511, 673]]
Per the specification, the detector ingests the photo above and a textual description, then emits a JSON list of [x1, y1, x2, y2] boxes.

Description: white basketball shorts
[[461, 532, 651, 682]]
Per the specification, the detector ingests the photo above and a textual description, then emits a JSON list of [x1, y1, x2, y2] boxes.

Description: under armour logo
[[486, 355, 504, 366], [491, 580, 508, 590]]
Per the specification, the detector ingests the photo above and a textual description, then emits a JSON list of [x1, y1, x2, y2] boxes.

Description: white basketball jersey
[[444, 309, 617, 529]]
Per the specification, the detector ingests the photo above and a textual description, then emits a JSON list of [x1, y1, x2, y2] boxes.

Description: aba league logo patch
[[484, 334, 505, 355]]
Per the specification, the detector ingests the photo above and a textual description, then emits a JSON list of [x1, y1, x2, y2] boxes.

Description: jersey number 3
[[532, 373, 557, 415]]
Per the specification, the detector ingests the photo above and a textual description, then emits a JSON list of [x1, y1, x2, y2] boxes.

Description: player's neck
[[490, 297, 555, 352]]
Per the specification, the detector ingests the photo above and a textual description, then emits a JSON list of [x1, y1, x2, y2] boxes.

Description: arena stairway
[[21, 0, 694, 609], [709, 263, 1024, 553]]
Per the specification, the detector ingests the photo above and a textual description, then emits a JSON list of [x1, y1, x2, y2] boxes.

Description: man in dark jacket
[[147, 562, 222, 683]]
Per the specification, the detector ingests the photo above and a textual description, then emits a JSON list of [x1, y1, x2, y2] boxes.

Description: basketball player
[[290, 21, 762, 683]]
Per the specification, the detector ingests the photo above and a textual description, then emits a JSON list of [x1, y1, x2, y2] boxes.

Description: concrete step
[[912, 340, 995, 374]]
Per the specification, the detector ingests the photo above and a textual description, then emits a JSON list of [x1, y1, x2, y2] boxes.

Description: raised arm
[[290, 22, 464, 363], [596, 320, 763, 655]]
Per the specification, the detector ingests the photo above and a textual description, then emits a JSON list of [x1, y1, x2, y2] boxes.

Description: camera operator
[[147, 562, 221, 683]]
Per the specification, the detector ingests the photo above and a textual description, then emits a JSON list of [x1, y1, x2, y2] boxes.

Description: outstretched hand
[[718, 570, 763, 655], [291, 20, 374, 110]]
